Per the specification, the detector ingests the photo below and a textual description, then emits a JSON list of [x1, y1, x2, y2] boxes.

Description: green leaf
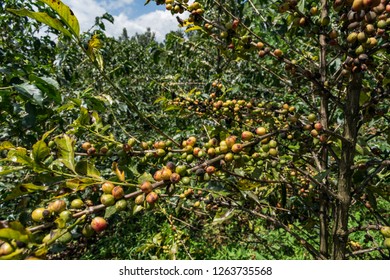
[[7, 148, 33, 166], [314, 170, 331, 182], [104, 206, 117, 219], [32, 140, 50, 163], [7, 8, 72, 38], [39, 0, 80, 37], [133, 205, 144, 215], [0, 166, 25, 176], [359, 91, 370, 106], [212, 208, 235, 225], [65, 178, 96, 191], [164, 105, 181, 112], [0, 227, 30, 243], [138, 172, 154, 183], [14, 82, 44, 106], [41, 127, 58, 142], [95, 50, 104, 71], [297, 0, 306, 13], [240, 190, 262, 205], [236, 179, 260, 190], [54, 134, 75, 172], [0, 248, 24, 260], [75, 160, 101, 178], [0, 141, 14, 150], [152, 232, 163, 245], [30, 75, 62, 104], [5, 183, 48, 201], [73, 107, 90, 127], [102, 12, 114, 24], [185, 25, 203, 33]]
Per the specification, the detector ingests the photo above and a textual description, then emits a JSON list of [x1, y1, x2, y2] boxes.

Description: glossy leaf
[[0, 141, 14, 150], [5, 183, 48, 201], [0, 228, 30, 243], [75, 160, 101, 178], [7, 8, 72, 38], [104, 206, 117, 219], [39, 0, 80, 37], [32, 140, 50, 163], [212, 208, 235, 225], [54, 134, 75, 172], [7, 148, 33, 166], [14, 82, 44, 106]]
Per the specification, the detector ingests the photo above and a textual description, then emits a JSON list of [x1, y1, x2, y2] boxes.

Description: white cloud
[[66, 0, 181, 41], [107, 10, 180, 41], [67, 0, 106, 31]]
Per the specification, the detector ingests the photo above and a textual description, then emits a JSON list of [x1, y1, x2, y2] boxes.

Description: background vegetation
[[0, 0, 389, 260]]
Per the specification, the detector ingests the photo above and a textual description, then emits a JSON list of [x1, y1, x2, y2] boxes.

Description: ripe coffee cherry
[[161, 167, 172, 181], [47, 199, 66, 213], [91, 217, 108, 233], [274, 49, 283, 57], [146, 192, 159, 205], [140, 181, 153, 193], [314, 122, 323, 131], [170, 173, 181, 183], [241, 131, 253, 141], [166, 161, 176, 171], [205, 166, 216, 174], [231, 143, 243, 153], [154, 170, 163, 181], [112, 186, 124, 199], [87, 147, 96, 155], [81, 142, 91, 151], [225, 136, 237, 148], [186, 136, 197, 146]]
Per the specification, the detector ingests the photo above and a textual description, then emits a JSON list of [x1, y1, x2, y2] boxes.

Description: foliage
[[0, 0, 389, 260]]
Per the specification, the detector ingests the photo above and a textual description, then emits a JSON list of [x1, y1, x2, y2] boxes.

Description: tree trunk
[[332, 72, 362, 259], [319, 0, 329, 258]]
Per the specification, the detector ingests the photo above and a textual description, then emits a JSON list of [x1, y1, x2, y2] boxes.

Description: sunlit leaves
[[112, 162, 125, 182], [38, 0, 80, 37], [0, 221, 30, 243], [87, 34, 104, 70], [7, 8, 73, 38], [54, 134, 76, 172], [14, 83, 44, 106], [5, 183, 48, 201], [32, 140, 50, 164], [75, 160, 101, 178]]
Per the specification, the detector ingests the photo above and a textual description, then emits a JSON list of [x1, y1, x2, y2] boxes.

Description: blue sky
[[65, 0, 184, 41]]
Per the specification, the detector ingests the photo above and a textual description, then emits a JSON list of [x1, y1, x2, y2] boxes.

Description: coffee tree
[[0, 0, 389, 260]]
